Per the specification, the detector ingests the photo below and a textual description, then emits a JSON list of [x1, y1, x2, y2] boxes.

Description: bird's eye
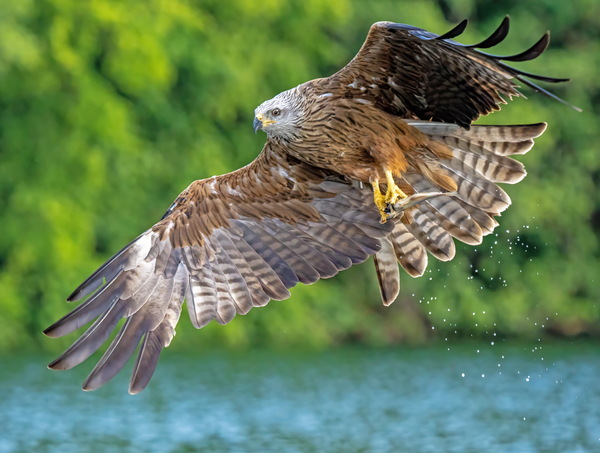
[[271, 108, 281, 117]]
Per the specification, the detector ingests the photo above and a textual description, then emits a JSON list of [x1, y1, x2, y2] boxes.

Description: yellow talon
[[372, 179, 386, 222], [384, 170, 407, 205], [372, 170, 407, 223]]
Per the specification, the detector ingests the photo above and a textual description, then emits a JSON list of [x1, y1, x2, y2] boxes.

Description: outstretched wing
[[44, 18, 567, 395], [44, 143, 392, 394], [328, 17, 576, 127]]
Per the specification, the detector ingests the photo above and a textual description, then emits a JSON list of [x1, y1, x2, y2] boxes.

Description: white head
[[253, 89, 303, 141]]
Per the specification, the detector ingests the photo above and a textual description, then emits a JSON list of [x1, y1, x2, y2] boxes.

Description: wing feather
[[212, 236, 254, 315], [211, 253, 238, 325], [237, 221, 301, 288], [328, 18, 576, 127], [406, 208, 456, 262], [226, 228, 291, 302], [212, 229, 272, 307], [187, 264, 219, 328], [46, 144, 394, 392], [48, 297, 126, 371], [265, 221, 340, 279], [46, 19, 563, 394], [405, 176, 482, 245], [389, 222, 428, 278], [373, 237, 400, 306], [129, 264, 188, 394]]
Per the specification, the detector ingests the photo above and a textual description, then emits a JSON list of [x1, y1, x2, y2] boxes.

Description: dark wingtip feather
[[67, 233, 150, 302], [503, 64, 571, 83], [81, 317, 146, 392], [475, 31, 550, 62], [47, 357, 63, 370], [43, 325, 57, 338], [67, 277, 104, 302], [128, 332, 164, 394], [465, 26, 579, 111], [468, 16, 510, 49], [43, 310, 86, 339], [516, 76, 582, 112], [501, 32, 550, 62], [436, 19, 468, 40], [47, 300, 125, 372]]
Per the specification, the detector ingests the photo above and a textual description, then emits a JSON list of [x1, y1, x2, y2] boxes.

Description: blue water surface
[[1, 342, 598, 452]]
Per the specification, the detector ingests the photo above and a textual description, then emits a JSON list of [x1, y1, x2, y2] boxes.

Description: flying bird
[[45, 17, 573, 394]]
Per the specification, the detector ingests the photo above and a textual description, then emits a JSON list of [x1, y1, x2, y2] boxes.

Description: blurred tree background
[[0, 0, 597, 354]]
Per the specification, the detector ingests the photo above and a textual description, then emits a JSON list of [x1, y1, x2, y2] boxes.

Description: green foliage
[[0, 0, 597, 353]]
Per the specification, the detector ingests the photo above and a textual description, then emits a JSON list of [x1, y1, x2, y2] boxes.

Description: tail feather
[[405, 175, 483, 245], [409, 122, 547, 147], [374, 121, 545, 305], [444, 164, 512, 212], [410, 122, 546, 156], [456, 123, 547, 144], [373, 238, 400, 306], [454, 198, 500, 235], [450, 150, 526, 183], [443, 133, 536, 157], [405, 209, 456, 262], [390, 223, 428, 277]]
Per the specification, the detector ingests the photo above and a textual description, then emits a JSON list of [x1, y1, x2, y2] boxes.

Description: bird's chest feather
[[288, 103, 423, 181]]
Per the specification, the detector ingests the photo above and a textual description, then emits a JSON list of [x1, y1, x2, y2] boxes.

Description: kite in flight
[[45, 17, 574, 393]]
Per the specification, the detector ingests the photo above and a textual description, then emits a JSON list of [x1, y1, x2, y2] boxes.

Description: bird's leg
[[371, 178, 387, 223], [372, 171, 409, 223], [384, 170, 407, 206]]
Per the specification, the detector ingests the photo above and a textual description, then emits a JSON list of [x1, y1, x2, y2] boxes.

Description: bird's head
[[253, 89, 303, 140]]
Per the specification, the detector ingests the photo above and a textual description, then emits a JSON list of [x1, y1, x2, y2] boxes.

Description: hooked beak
[[253, 116, 262, 134], [253, 113, 276, 134]]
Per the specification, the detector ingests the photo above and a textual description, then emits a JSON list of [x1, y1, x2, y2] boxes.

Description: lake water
[[1, 342, 598, 452]]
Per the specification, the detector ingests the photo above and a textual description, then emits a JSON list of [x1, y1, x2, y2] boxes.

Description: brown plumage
[[45, 17, 572, 393]]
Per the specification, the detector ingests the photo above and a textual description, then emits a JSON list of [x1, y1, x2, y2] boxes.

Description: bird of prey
[[45, 17, 573, 394]]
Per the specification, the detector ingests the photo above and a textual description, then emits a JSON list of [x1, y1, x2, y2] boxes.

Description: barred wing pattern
[[44, 145, 393, 394], [44, 18, 569, 393], [45, 121, 547, 393], [330, 17, 575, 127], [371, 121, 547, 305]]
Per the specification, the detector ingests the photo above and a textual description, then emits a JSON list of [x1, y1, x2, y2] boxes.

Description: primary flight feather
[[45, 17, 572, 393]]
